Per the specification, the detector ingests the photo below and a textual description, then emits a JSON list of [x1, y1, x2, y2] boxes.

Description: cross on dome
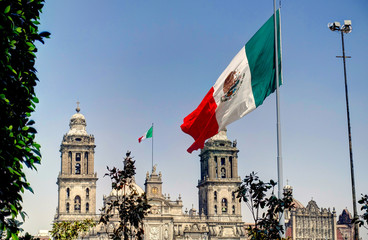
[[76, 101, 80, 113]]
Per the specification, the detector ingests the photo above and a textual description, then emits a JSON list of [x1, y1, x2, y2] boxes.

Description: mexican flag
[[138, 126, 153, 143], [181, 10, 281, 153]]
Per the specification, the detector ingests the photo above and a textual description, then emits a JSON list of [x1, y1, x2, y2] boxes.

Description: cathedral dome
[[109, 182, 145, 197], [67, 105, 88, 136]]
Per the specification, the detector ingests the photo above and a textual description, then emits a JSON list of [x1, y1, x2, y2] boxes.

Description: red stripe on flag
[[180, 87, 219, 153], [138, 136, 143, 143]]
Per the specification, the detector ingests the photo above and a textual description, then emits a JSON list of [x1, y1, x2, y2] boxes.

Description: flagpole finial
[[76, 101, 80, 113]]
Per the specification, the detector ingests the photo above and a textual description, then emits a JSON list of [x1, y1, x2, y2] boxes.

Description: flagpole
[[273, 0, 284, 235], [151, 123, 154, 172]]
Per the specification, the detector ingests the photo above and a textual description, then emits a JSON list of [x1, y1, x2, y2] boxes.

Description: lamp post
[[328, 20, 359, 240]]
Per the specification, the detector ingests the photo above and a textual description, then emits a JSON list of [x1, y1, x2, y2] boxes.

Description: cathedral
[[54, 107, 246, 239], [54, 107, 353, 240]]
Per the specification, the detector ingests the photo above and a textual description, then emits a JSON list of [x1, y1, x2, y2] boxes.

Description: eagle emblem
[[221, 70, 244, 102]]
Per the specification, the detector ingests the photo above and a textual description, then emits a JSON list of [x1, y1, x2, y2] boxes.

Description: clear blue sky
[[23, 0, 368, 236]]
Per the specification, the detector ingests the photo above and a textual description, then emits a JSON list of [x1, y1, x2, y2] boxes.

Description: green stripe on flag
[[146, 126, 153, 138], [245, 9, 282, 108]]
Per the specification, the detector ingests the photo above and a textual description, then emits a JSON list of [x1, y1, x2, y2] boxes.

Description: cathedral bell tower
[[54, 105, 98, 222], [197, 130, 242, 222]]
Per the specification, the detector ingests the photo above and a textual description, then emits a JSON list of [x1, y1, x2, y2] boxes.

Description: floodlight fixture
[[342, 20, 352, 33], [328, 21, 341, 31]]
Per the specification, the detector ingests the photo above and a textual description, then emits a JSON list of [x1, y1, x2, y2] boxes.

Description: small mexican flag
[[138, 126, 153, 143]]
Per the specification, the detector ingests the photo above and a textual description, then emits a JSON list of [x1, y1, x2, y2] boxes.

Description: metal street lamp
[[328, 20, 359, 240]]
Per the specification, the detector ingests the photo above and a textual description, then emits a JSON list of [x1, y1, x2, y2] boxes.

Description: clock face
[[152, 187, 158, 194]]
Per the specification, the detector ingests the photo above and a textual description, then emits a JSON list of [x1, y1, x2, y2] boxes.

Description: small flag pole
[[151, 123, 154, 172], [273, 0, 285, 236]]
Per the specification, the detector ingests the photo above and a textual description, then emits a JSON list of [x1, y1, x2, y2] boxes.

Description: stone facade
[[54, 109, 245, 240], [139, 130, 246, 240], [54, 108, 340, 240], [54, 106, 98, 222], [285, 186, 337, 240]]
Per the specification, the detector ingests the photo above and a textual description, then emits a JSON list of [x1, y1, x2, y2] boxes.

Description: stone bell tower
[[54, 104, 98, 222], [197, 130, 242, 222]]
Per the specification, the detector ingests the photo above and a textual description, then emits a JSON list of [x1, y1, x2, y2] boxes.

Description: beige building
[[284, 185, 337, 240], [54, 106, 98, 223], [55, 107, 341, 240], [55, 108, 246, 239]]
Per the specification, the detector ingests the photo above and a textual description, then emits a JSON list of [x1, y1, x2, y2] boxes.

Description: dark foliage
[[355, 194, 368, 230], [50, 219, 95, 240], [99, 151, 151, 240], [18, 232, 40, 240], [236, 172, 294, 240], [0, 0, 49, 239]]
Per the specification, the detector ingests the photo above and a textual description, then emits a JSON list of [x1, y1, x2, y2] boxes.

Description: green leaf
[[15, 27, 22, 33], [24, 184, 34, 194], [22, 126, 29, 131], [11, 232, 19, 240], [4, 5, 10, 14], [32, 96, 39, 103]]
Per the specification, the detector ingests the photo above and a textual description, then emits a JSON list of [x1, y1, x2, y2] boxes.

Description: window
[[68, 152, 72, 174], [76, 153, 81, 161], [66, 203, 70, 213], [66, 188, 70, 198], [214, 205, 217, 214], [214, 157, 218, 178], [86, 203, 89, 212], [86, 188, 90, 199], [221, 168, 226, 178], [229, 157, 233, 177], [232, 205, 235, 214], [85, 152, 89, 174], [75, 163, 81, 174], [214, 191, 217, 201], [232, 192, 235, 202], [221, 198, 228, 213], [221, 158, 225, 165], [74, 196, 81, 212]]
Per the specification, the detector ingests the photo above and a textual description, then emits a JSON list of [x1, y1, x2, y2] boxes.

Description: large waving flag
[[181, 10, 281, 153]]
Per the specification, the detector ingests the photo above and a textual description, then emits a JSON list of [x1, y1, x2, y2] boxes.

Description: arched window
[[229, 156, 233, 177], [214, 191, 217, 201], [232, 192, 235, 202], [214, 205, 217, 215], [75, 163, 81, 174], [221, 167, 226, 178], [86, 188, 90, 199], [214, 156, 218, 178], [66, 203, 70, 213], [232, 205, 235, 214], [221, 157, 225, 165], [85, 152, 89, 174], [68, 151, 72, 174], [86, 203, 89, 212], [66, 188, 70, 198], [221, 198, 228, 213], [74, 196, 81, 212]]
